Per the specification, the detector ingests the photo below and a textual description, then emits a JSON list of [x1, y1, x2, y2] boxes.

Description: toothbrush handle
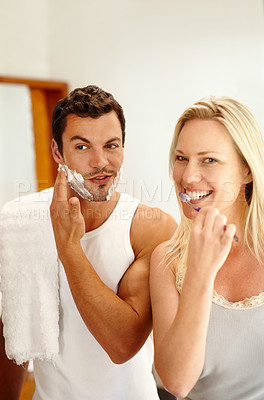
[[186, 201, 200, 212], [187, 201, 238, 242]]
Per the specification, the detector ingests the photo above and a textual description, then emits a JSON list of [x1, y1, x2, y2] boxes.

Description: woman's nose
[[182, 161, 202, 184]]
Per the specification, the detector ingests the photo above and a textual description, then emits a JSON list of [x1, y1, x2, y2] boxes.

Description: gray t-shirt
[[185, 295, 264, 400]]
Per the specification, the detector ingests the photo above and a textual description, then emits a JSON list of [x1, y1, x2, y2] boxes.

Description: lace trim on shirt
[[176, 267, 264, 310], [212, 290, 264, 309]]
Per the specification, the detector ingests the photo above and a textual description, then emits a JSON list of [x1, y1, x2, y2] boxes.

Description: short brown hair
[[52, 85, 126, 154]]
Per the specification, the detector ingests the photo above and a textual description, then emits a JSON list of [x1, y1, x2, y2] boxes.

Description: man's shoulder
[[130, 202, 177, 256], [134, 202, 175, 225]]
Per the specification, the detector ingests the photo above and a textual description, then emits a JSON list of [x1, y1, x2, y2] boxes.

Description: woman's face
[[173, 118, 251, 221]]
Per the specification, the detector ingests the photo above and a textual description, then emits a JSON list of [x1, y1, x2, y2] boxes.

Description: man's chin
[[90, 196, 108, 202], [83, 187, 111, 202]]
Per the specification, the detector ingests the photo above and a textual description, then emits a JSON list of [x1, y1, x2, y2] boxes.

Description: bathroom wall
[[1, 0, 264, 220]]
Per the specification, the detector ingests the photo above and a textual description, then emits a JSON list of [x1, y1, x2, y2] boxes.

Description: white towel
[[0, 188, 59, 365]]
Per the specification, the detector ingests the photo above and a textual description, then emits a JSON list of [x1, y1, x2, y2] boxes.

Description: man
[[0, 85, 176, 399]]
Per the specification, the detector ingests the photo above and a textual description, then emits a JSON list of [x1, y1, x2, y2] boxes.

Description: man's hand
[[50, 170, 85, 255]]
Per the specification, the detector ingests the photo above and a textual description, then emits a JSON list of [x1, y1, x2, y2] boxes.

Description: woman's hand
[[50, 170, 85, 256], [187, 206, 236, 279]]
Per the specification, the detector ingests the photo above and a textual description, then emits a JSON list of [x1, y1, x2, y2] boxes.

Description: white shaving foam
[[58, 164, 93, 200], [106, 163, 123, 200], [58, 163, 123, 201]]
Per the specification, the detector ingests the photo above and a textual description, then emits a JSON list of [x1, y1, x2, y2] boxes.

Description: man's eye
[[76, 145, 88, 150], [106, 144, 118, 149]]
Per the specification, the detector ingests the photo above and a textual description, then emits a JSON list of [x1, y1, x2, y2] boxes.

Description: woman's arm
[[150, 207, 236, 398]]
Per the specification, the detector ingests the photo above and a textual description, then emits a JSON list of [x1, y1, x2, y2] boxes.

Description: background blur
[[1, 0, 264, 221]]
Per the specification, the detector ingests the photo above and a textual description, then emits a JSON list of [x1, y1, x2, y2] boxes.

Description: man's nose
[[89, 149, 108, 169]]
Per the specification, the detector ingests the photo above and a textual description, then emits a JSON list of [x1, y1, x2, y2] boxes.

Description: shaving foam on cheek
[[58, 162, 123, 201], [106, 163, 123, 200], [58, 164, 93, 200]]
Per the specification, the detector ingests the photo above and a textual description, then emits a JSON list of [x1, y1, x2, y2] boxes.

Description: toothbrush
[[179, 192, 201, 211], [179, 192, 238, 242]]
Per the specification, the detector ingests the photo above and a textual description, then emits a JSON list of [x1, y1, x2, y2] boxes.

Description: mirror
[[0, 83, 37, 207], [0, 77, 68, 208]]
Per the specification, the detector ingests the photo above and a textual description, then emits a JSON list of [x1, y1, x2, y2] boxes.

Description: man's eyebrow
[[105, 137, 121, 144], [70, 135, 90, 143], [70, 136, 122, 144]]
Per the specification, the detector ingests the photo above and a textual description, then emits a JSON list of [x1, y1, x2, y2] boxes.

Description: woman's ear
[[241, 161, 252, 185], [244, 168, 252, 185], [51, 139, 63, 164]]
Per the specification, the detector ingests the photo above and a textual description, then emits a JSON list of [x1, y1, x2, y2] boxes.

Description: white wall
[[1, 0, 264, 220], [0, 0, 49, 78]]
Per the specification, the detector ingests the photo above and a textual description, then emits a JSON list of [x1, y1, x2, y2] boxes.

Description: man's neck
[[79, 191, 120, 232]]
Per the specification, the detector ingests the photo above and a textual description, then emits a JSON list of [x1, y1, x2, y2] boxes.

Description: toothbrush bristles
[[179, 192, 200, 211]]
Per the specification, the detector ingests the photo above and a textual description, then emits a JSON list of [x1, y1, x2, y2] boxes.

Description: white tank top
[[33, 193, 159, 400]]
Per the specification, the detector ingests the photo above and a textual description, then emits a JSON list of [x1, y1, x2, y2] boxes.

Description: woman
[[150, 96, 264, 400]]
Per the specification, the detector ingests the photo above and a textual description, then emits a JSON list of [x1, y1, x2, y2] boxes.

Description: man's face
[[54, 111, 124, 201]]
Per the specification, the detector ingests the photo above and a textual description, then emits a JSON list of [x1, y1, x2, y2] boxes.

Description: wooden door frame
[[0, 76, 68, 190]]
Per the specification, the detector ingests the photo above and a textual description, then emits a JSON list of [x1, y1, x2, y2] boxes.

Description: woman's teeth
[[185, 190, 211, 200]]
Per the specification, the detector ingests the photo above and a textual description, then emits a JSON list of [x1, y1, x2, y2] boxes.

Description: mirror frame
[[0, 76, 68, 190]]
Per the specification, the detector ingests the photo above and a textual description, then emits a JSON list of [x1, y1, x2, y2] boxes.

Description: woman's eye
[[76, 145, 88, 150], [176, 155, 187, 161], [204, 158, 216, 164]]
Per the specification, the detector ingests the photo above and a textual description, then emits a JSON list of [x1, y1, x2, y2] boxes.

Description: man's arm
[[50, 171, 177, 364], [116, 203, 177, 360], [0, 319, 28, 400]]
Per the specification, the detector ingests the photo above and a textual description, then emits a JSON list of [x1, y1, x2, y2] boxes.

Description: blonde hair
[[168, 96, 264, 270]]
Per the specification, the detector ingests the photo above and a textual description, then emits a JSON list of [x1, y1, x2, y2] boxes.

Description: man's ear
[[51, 139, 63, 164]]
